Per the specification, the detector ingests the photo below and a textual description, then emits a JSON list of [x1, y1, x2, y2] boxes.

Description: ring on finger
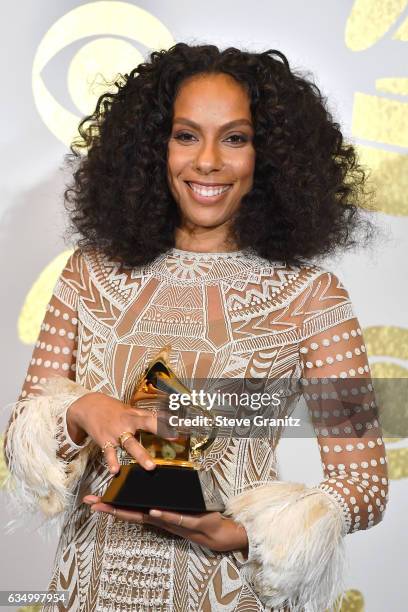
[[178, 515, 184, 527], [112, 507, 117, 519], [118, 431, 135, 448], [102, 440, 117, 453]]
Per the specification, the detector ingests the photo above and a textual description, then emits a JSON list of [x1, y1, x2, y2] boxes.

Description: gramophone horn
[[132, 345, 216, 456]]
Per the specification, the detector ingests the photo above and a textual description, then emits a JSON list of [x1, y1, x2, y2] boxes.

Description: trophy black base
[[101, 463, 207, 513]]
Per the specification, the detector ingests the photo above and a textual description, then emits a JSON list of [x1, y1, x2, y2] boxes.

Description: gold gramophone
[[102, 346, 224, 512]]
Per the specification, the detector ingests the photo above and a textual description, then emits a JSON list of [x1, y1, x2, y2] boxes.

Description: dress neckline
[[168, 247, 249, 259]]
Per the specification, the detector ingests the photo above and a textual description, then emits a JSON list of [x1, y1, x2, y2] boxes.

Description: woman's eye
[[173, 132, 195, 142], [225, 134, 248, 144], [172, 132, 249, 144]]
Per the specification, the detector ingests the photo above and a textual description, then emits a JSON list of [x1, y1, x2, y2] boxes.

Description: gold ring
[[118, 431, 135, 448], [102, 441, 117, 453], [178, 514, 184, 527], [112, 507, 117, 519]]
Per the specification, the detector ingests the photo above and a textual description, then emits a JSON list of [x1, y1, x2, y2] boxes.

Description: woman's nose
[[193, 140, 223, 173]]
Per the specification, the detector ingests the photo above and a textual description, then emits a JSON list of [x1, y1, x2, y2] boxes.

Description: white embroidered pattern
[[5, 247, 388, 611]]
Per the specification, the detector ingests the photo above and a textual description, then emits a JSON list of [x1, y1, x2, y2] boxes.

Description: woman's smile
[[184, 180, 233, 204]]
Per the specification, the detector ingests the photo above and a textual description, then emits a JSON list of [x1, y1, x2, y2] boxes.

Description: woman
[[4, 43, 388, 611]]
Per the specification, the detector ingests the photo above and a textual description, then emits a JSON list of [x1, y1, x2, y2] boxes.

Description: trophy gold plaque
[[101, 346, 224, 512]]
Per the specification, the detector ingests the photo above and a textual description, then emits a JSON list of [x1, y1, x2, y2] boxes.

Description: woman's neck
[[174, 225, 238, 253]]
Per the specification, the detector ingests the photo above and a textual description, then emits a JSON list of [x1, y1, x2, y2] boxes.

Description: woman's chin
[[177, 204, 238, 230], [179, 215, 230, 230]]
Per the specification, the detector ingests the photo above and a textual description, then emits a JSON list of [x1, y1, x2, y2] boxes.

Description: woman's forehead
[[173, 74, 252, 124]]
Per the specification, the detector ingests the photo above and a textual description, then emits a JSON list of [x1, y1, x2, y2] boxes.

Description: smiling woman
[[3, 42, 387, 612], [166, 73, 256, 251], [62, 42, 375, 266]]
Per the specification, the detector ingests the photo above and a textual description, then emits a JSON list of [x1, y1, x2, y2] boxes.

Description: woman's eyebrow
[[173, 117, 253, 130]]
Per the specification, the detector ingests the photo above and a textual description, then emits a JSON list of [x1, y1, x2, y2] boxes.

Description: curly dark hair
[[65, 42, 376, 267]]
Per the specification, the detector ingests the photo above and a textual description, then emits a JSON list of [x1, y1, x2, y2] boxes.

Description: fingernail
[[149, 509, 161, 517], [110, 466, 118, 474], [146, 460, 156, 469]]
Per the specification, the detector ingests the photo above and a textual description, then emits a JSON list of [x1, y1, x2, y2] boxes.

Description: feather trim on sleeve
[[225, 481, 347, 612], [3, 377, 94, 519]]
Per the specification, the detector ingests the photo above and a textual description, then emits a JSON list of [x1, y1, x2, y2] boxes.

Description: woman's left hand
[[83, 495, 248, 553]]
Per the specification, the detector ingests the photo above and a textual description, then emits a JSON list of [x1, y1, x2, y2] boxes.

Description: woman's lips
[[184, 181, 233, 204]]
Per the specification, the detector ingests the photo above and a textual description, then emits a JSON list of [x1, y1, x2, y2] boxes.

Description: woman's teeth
[[188, 182, 231, 197]]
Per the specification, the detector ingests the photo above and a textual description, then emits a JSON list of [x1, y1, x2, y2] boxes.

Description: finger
[[127, 408, 180, 441], [144, 514, 207, 543], [144, 513, 193, 535], [148, 509, 199, 531], [122, 436, 156, 470], [91, 502, 145, 523], [88, 502, 179, 531], [102, 444, 120, 473], [126, 408, 158, 434], [83, 495, 101, 504]]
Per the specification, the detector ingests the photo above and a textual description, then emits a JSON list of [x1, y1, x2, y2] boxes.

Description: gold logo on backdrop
[[345, 0, 407, 50], [32, 1, 174, 146], [333, 588, 365, 612], [346, 0, 408, 216]]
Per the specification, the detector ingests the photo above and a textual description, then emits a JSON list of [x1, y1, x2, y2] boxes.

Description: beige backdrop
[[0, 1, 407, 611]]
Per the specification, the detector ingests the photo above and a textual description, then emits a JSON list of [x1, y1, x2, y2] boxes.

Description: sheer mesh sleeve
[[17, 259, 85, 459], [226, 269, 389, 611], [3, 250, 92, 517], [299, 270, 389, 534]]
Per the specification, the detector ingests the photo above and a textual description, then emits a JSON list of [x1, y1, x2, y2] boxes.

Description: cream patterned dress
[[4, 247, 388, 612]]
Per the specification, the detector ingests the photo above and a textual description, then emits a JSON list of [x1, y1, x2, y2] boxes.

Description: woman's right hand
[[66, 384, 167, 473]]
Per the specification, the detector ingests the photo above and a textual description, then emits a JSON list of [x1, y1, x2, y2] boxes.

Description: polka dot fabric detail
[[17, 255, 81, 461], [299, 272, 389, 534]]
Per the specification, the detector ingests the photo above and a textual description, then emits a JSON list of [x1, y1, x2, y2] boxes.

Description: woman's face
[[167, 73, 255, 234]]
